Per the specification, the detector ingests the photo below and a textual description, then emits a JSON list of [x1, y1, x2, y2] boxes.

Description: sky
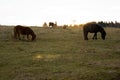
[[0, 0, 120, 26]]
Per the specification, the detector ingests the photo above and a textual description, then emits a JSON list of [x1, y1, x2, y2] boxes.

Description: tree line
[[97, 21, 120, 28]]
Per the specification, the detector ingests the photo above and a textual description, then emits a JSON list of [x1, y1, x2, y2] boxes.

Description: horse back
[[14, 25, 34, 35], [83, 23, 103, 33]]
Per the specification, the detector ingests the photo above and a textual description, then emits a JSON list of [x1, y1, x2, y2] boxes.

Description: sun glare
[[33, 54, 61, 61], [0, 0, 120, 26]]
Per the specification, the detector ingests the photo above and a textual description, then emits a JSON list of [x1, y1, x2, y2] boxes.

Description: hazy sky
[[0, 0, 120, 26]]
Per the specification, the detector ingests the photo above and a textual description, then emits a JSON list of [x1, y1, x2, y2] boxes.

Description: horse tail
[[14, 26, 17, 39]]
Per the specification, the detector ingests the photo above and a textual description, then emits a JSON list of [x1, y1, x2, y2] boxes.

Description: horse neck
[[31, 32, 36, 40], [100, 28, 106, 35], [30, 32, 35, 37]]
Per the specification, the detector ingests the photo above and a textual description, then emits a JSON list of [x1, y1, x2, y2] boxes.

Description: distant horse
[[49, 22, 57, 28], [83, 22, 106, 40], [14, 25, 36, 41]]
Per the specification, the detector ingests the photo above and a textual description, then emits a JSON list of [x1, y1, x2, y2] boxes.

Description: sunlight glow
[[33, 54, 61, 61], [0, 0, 120, 26], [36, 55, 43, 59]]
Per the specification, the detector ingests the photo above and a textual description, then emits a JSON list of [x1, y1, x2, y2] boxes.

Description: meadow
[[0, 26, 120, 80]]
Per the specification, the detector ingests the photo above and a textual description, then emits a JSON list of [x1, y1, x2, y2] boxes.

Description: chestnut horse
[[14, 25, 36, 41], [83, 22, 106, 40]]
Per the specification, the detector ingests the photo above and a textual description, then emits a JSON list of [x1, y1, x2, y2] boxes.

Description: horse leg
[[93, 33, 95, 40], [84, 31, 88, 40], [27, 35, 29, 40], [18, 33, 21, 40], [93, 33, 97, 40], [95, 33, 97, 40], [13, 28, 15, 38], [14, 28, 17, 39], [22, 35, 25, 40], [14, 33, 17, 39]]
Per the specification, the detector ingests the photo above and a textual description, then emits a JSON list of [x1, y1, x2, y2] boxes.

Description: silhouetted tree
[[97, 21, 120, 28], [42, 22, 48, 27], [63, 25, 68, 29]]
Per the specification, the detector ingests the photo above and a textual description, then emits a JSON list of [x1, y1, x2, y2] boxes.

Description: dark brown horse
[[83, 22, 106, 40], [49, 22, 57, 28], [14, 25, 36, 41]]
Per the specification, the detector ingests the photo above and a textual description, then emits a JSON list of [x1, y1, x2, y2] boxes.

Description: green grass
[[0, 27, 120, 80]]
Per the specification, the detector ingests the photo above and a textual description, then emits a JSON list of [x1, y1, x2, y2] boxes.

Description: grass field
[[0, 26, 120, 80]]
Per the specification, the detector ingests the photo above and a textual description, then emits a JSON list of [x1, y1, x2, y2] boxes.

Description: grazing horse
[[49, 22, 54, 27], [49, 22, 57, 28], [14, 25, 36, 41], [83, 22, 106, 40]]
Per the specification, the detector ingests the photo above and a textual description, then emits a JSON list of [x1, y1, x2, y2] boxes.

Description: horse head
[[101, 31, 106, 40], [31, 33, 36, 41]]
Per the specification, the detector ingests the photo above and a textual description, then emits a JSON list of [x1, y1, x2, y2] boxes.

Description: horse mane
[[98, 24, 106, 35]]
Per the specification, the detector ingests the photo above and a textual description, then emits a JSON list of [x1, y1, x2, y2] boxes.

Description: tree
[[42, 22, 48, 27]]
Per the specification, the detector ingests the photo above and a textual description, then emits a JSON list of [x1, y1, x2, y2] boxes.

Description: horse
[[49, 22, 57, 28], [83, 22, 106, 40], [14, 25, 36, 41]]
